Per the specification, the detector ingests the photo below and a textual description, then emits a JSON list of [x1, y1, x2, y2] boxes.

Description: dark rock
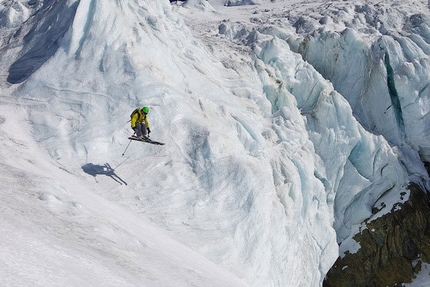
[[324, 183, 430, 287]]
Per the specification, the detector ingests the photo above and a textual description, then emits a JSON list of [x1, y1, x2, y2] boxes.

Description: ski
[[128, 136, 165, 145]]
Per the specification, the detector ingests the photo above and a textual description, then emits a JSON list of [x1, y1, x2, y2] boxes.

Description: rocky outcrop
[[324, 183, 430, 287]]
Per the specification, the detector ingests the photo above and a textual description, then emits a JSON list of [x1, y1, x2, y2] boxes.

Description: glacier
[[0, 0, 430, 286]]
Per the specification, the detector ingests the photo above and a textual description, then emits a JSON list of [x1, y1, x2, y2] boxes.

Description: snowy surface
[[1, 0, 430, 286]]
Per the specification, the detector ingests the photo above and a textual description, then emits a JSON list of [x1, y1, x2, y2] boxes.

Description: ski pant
[[134, 122, 148, 137]]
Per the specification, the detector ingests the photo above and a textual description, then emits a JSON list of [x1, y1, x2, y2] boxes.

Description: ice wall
[[292, 3, 430, 164], [251, 34, 410, 242], [215, 0, 430, 268]]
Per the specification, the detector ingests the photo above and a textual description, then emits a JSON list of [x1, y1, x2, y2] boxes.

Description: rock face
[[324, 183, 430, 287]]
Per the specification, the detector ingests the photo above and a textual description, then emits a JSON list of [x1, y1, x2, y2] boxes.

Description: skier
[[130, 106, 151, 140]]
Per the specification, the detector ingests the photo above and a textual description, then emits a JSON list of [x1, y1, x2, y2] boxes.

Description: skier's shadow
[[81, 163, 127, 185]]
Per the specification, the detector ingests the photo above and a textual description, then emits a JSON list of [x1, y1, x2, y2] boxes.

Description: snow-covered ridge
[[1, 0, 430, 286]]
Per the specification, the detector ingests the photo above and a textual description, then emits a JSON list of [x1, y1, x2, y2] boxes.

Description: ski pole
[[122, 139, 132, 156]]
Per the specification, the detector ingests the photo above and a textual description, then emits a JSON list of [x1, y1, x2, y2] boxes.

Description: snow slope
[[0, 116, 247, 287], [1, 0, 429, 286]]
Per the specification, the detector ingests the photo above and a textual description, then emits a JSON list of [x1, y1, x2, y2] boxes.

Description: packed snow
[[1, 0, 430, 286]]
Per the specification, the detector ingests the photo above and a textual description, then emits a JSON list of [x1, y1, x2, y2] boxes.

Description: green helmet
[[141, 106, 149, 114]]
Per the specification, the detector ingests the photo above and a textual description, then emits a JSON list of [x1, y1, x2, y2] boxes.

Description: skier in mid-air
[[130, 106, 151, 140]]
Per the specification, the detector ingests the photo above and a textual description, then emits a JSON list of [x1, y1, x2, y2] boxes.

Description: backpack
[[130, 108, 140, 119]]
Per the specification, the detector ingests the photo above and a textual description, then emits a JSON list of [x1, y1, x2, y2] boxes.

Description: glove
[[147, 127, 151, 134]]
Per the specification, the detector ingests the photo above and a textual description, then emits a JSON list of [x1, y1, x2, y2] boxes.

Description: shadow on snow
[[7, 0, 80, 84], [81, 163, 127, 185]]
